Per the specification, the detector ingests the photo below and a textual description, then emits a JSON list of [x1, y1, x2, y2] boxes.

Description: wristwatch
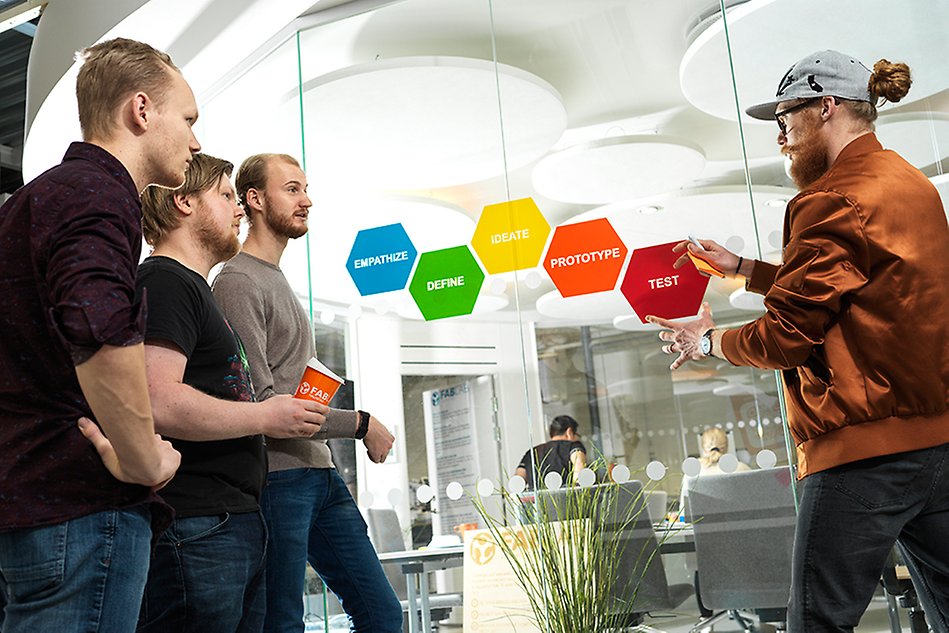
[[700, 329, 714, 357], [355, 410, 371, 439]]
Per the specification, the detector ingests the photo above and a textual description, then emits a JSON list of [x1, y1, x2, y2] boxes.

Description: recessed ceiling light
[[637, 205, 663, 215], [764, 198, 788, 207]]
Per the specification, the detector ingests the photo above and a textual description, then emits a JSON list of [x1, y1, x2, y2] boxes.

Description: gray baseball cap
[[746, 50, 873, 120]]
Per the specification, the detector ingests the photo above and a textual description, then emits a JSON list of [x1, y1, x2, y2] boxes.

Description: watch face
[[700, 333, 711, 355]]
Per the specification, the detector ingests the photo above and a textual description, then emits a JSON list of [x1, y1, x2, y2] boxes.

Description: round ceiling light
[[296, 56, 567, 191], [680, 0, 949, 122], [531, 135, 706, 205]]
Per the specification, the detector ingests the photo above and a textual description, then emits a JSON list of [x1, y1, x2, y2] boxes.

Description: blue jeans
[[0, 506, 152, 633], [261, 468, 402, 633], [789, 442, 949, 632], [138, 510, 267, 633]]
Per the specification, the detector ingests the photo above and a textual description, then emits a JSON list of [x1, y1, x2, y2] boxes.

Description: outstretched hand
[[646, 302, 716, 370]]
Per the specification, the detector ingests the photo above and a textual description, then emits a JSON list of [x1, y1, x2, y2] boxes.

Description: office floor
[[633, 590, 915, 633], [432, 588, 920, 632]]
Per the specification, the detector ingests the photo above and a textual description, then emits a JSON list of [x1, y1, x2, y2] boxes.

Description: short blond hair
[[235, 153, 301, 224], [76, 38, 180, 142], [142, 153, 233, 246]]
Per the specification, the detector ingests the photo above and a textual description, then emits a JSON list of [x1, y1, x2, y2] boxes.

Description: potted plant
[[469, 464, 671, 632]]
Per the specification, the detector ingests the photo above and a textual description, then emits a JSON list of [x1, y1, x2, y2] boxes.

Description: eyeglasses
[[774, 98, 820, 135]]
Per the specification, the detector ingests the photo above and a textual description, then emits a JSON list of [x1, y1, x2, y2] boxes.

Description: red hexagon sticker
[[543, 218, 628, 297], [620, 241, 710, 322]]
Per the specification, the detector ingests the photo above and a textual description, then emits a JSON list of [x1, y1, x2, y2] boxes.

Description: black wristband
[[736, 256, 744, 275], [355, 410, 370, 439]]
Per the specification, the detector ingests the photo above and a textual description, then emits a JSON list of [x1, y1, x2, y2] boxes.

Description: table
[[378, 546, 465, 633]]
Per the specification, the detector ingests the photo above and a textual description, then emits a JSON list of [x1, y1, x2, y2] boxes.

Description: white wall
[[347, 313, 546, 531]]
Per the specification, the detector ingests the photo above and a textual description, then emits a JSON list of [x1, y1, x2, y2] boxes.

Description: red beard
[[781, 110, 829, 189]]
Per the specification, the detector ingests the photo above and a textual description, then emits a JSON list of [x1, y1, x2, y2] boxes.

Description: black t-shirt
[[517, 439, 586, 490], [137, 256, 266, 517]]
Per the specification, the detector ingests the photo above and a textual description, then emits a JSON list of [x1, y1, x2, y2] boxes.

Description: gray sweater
[[212, 252, 358, 471]]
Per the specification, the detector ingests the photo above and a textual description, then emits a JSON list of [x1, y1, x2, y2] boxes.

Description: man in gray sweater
[[212, 153, 400, 633]]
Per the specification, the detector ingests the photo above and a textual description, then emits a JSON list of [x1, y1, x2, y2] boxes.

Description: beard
[[262, 192, 308, 239], [196, 215, 241, 264], [781, 111, 830, 189]]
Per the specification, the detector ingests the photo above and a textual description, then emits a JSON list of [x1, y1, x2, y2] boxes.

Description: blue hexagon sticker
[[346, 223, 418, 296]]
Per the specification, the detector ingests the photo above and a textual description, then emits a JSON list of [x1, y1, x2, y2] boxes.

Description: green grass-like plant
[[470, 462, 668, 633]]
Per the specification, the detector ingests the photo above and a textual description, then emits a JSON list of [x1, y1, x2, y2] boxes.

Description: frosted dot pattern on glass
[[507, 475, 526, 494], [387, 488, 402, 507], [682, 457, 701, 477], [611, 464, 630, 484], [416, 484, 435, 504], [477, 479, 495, 497], [725, 235, 746, 253], [756, 449, 778, 469], [446, 481, 464, 500], [320, 309, 335, 325], [524, 270, 543, 289], [544, 471, 563, 490], [577, 468, 596, 487], [646, 460, 667, 481], [719, 453, 738, 474], [359, 491, 374, 508]]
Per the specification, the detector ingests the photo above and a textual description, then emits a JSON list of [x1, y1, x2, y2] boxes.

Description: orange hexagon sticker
[[543, 218, 628, 297], [471, 197, 550, 274]]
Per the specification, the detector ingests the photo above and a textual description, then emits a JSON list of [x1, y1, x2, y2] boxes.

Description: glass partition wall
[[196, 0, 949, 630]]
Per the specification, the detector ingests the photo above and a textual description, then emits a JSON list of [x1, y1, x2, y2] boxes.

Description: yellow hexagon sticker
[[471, 197, 550, 274]]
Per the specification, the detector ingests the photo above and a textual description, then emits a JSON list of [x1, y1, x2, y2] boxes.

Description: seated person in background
[[680, 427, 751, 518], [516, 415, 587, 489], [695, 427, 751, 476]]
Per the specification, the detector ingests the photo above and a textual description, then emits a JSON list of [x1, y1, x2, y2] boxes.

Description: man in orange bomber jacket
[[649, 50, 949, 632]]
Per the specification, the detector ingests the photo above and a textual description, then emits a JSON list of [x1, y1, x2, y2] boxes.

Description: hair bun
[[869, 59, 912, 104]]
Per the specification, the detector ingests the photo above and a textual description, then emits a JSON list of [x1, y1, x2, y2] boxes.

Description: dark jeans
[[138, 510, 267, 633], [261, 468, 402, 633], [789, 442, 949, 633], [0, 507, 152, 633]]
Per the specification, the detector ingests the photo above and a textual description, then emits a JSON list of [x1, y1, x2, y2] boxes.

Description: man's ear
[[245, 187, 264, 212], [172, 193, 194, 216], [125, 92, 152, 134]]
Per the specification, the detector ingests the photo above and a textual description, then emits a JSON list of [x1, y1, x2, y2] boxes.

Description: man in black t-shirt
[[516, 415, 588, 490], [135, 154, 328, 633]]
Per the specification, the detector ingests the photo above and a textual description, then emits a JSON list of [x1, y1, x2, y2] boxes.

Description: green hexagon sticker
[[409, 246, 485, 321]]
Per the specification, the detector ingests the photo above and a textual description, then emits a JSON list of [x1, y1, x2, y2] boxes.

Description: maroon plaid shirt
[[0, 142, 160, 530]]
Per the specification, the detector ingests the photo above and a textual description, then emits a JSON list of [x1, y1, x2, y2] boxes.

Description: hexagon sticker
[[471, 197, 550, 274], [346, 223, 417, 296], [543, 218, 627, 297], [409, 246, 485, 320], [620, 240, 710, 322]]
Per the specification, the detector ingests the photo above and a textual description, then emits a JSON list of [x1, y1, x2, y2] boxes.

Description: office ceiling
[[0, 0, 34, 193], [20, 0, 949, 324]]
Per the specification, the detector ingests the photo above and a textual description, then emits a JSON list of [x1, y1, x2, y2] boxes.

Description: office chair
[[685, 467, 796, 633], [364, 508, 462, 632]]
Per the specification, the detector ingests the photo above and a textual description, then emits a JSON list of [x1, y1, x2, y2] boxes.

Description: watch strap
[[355, 410, 371, 439]]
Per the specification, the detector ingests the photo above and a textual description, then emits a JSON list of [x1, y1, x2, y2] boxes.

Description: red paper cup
[[293, 357, 344, 405]]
